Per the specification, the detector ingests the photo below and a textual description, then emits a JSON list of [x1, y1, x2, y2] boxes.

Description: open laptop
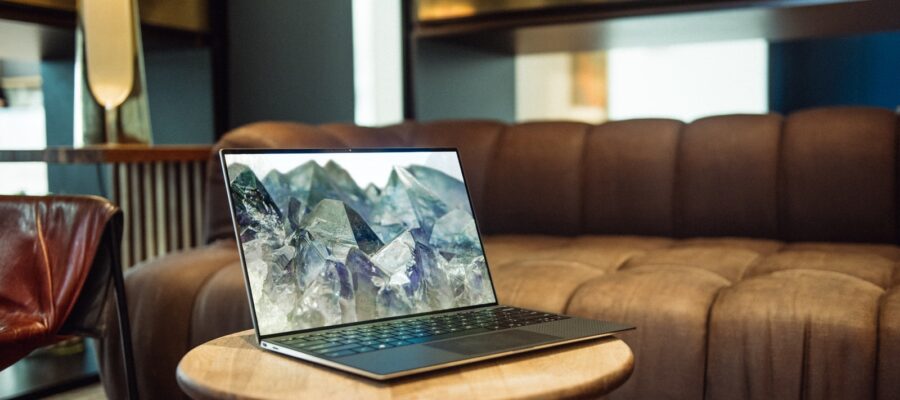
[[220, 148, 633, 380]]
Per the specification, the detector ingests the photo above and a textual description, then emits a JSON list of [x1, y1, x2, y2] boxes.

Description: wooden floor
[[45, 384, 105, 400], [0, 339, 100, 399]]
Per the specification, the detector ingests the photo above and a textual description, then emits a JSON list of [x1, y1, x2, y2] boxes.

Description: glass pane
[[516, 39, 768, 123], [0, 75, 48, 195], [608, 39, 768, 121]]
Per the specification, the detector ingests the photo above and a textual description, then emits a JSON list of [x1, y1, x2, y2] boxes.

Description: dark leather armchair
[[0, 195, 137, 399]]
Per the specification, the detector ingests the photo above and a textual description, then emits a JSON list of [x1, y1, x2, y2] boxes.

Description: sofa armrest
[[98, 240, 243, 400]]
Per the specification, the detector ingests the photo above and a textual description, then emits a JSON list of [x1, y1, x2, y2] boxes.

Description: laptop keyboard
[[272, 306, 569, 358]]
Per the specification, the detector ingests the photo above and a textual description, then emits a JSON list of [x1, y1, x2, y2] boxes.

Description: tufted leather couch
[[100, 107, 900, 400]]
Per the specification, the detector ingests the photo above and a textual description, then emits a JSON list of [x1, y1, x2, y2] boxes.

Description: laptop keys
[[323, 349, 357, 358], [303, 341, 342, 352], [317, 343, 361, 353], [278, 307, 571, 358]]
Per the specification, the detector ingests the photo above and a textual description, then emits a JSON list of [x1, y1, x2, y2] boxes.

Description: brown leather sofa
[[100, 107, 900, 400]]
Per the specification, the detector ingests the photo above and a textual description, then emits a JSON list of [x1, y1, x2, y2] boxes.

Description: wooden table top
[[176, 330, 634, 400]]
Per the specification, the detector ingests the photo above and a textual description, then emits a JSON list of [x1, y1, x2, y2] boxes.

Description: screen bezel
[[219, 147, 500, 340]]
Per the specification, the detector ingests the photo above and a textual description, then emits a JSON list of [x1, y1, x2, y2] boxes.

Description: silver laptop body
[[220, 148, 632, 380]]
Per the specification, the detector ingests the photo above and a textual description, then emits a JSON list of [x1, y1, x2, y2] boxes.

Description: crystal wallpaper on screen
[[225, 152, 496, 335]]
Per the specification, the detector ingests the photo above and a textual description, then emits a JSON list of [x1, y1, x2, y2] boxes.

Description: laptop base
[[262, 306, 632, 380]]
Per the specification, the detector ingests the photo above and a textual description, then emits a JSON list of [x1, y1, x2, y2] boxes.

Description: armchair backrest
[[204, 107, 899, 244], [0, 195, 121, 368]]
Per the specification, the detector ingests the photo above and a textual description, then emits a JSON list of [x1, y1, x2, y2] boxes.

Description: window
[[516, 39, 768, 123], [0, 74, 47, 195], [352, 0, 403, 126]]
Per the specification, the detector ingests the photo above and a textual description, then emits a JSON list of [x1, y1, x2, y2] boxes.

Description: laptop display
[[222, 150, 497, 336]]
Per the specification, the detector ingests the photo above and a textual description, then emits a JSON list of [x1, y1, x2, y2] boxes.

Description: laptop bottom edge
[[261, 316, 632, 380]]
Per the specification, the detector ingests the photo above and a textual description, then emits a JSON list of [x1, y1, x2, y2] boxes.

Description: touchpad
[[426, 330, 560, 355]]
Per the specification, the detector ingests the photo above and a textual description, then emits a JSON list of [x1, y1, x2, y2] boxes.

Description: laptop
[[220, 148, 633, 380]]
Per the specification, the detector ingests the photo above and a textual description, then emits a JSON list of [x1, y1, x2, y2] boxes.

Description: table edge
[[176, 329, 635, 400]]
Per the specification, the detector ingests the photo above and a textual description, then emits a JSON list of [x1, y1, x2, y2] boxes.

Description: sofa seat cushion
[[480, 234, 572, 267], [707, 270, 883, 400], [623, 246, 762, 283], [490, 260, 604, 313], [483, 235, 671, 272], [878, 288, 900, 400], [532, 236, 673, 273], [783, 242, 900, 261], [670, 237, 783, 254], [746, 250, 897, 289], [486, 236, 900, 400], [567, 265, 730, 400]]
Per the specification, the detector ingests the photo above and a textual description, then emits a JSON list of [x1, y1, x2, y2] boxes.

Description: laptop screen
[[221, 149, 497, 336]]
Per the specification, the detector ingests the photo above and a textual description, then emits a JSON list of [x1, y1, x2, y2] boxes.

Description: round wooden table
[[177, 329, 634, 399]]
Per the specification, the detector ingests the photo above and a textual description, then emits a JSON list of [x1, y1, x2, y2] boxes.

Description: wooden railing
[[0, 144, 213, 268]]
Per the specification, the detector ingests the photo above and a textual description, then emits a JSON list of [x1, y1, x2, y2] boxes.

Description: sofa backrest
[[204, 107, 899, 244]]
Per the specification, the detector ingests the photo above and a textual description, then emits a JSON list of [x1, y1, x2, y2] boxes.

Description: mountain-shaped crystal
[[369, 166, 455, 243], [287, 197, 307, 231], [300, 199, 383, 261], [369, 168, 420, 242], [227, 163, 251, 183], [429, 209, 481, 258], [393, 166, 450, 236], [407, 165, 471, 213], [344, 247, 384, 321], [342, 202, 383, 254], [364, 183, 381, 203], [414, 241, 455, 310], [263, 161, 373, 220], [230, 168, 284, 242], [324, 160, 370, 214]]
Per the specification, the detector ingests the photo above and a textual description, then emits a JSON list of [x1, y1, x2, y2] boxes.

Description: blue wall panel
[[769, 31, 900, 113]]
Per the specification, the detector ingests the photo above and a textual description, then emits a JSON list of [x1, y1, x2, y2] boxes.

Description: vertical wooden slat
[[155, 162, 167, 256], [142, 163, 156, 260], [70, 152, 213, 263], [192, 161, 204, 247], [116, 163, 131, 268], [130, 163, 143, 265], [167, 162, 180, 251], [179, 162, 191, 249]]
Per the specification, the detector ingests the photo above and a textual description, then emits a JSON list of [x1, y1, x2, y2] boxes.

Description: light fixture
[[75, 0, 152, 146]]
